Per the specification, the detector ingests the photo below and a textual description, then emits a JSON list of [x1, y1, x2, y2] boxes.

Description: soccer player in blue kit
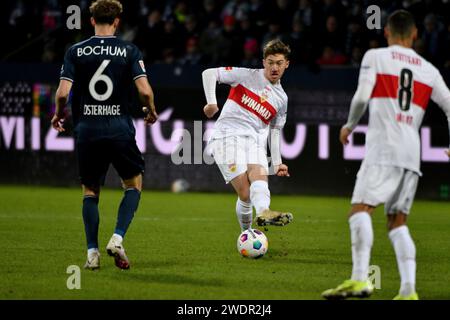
[[51, 0, 158, 270]]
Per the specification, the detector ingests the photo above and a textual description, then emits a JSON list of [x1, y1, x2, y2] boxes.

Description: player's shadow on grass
[[113, 272, 225, 287]]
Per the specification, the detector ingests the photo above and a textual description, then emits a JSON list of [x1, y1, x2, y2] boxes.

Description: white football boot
[[84, 250, 100, 270], [106, 235, 130, 270]]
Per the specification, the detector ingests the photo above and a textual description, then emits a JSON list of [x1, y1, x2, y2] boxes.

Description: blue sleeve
[[130, 45, 147, 80], [60, 47, 75, 82]]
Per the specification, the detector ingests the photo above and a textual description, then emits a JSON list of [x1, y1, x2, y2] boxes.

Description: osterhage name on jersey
[[84, 104, 121, 115]]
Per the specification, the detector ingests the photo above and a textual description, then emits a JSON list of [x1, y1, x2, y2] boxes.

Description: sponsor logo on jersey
[[77, 46, 127, 57], [228, 84, 277, 124]]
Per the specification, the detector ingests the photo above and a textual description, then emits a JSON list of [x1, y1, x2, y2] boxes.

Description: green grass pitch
[[0, 185, 449, 300]]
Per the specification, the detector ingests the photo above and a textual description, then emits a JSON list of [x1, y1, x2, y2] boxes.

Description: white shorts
[[208, 136, 269, 184], [351, 164, 419, 215]]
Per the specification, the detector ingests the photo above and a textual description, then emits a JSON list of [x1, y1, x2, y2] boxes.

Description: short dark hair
[[89, 0, 123, 25], [387, 10, 416, 38], [263, 39, 291, 60]]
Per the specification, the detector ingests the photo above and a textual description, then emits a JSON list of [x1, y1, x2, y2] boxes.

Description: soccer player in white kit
[[322, 10, 450, 300], [201, 39, 293, 230]]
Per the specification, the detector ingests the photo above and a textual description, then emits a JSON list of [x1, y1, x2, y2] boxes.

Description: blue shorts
[[76, 139, 144, 188]]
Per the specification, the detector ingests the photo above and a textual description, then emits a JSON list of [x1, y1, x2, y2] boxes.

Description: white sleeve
[[270, 99, 287, 129], [202, 68, 218, 104], [269, 127, 282, 166], [431, 72, 450, 148], [216, 67, 250, 86], [344, 81, 375, 130], [344, 50, 376, 130], [358, 49, 377, 86]]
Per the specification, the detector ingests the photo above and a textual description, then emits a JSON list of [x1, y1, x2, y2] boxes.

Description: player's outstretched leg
[[388, 214, 418, 300], [82, 193, 100, 270], [322, 210, 374, 299], [236, 197, 253, 231], [250, 180, 293, 226]]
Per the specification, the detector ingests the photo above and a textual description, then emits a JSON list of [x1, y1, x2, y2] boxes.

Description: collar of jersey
[[91, 35, 117, 38]]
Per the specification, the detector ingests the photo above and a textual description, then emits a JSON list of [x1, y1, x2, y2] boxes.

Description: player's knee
[[83, 184, 100, 197], [122, 174, 142, 192], [236, 187, 250, 202], [387, 213, 408, 231], [349, 203, 374, 217]]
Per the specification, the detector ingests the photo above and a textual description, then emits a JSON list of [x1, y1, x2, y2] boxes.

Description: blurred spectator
[[421, 13, 446, 67], [293, 0, 316, 29], [222, 0, 250, 22], [215, 15, 243, 64], [135, 10, 165, 64], [158, 16, 185, 61], [282, 18, 312, 64], [240, 38, 260, 68], [1, 0, 449, 69], [270, 0, 296, 32], [199, 0, 221, 25], [320, 15, 345, 54], [262, 20, 283, 47], [178, 37, 203, 65], [199, 19, 222, 64], [344, 18, 366, 56], [316, 46, 347, 65], [349, 46, 363, 67]]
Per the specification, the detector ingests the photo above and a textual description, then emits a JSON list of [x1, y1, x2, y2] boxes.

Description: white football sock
[[250, 180, 270, 216], [113, 233, 123, 243], [349, 212, 373, 282], [389, 225, 416, 296], [87, 248, 99, 256], [236, 198, 253, 230]]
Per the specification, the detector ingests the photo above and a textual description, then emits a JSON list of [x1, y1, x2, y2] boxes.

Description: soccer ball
[[237, 229, 268, 259]]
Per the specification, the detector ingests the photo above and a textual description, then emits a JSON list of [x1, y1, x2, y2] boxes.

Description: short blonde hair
[[263, 39, 291, 60]]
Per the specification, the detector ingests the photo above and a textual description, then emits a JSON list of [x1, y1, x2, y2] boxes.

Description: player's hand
[[445, 149, 450, 158], [203, 104, 219, 118], [340, 126, 352, 145], [275, 164, 290, 177], [143, 106, 158, 125], [51, 114, 65, 132]]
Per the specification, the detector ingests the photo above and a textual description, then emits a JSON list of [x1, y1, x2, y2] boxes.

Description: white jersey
[[359, 45, 450, 175], [211, 67, 288, 145]]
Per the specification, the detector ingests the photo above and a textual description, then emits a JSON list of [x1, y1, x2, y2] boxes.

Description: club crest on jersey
[[260, 94, 268, 103]]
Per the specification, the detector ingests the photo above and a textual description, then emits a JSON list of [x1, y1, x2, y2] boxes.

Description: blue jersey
[[60, 35, 147, 142]]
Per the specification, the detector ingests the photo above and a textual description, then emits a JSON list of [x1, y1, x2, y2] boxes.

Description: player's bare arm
[[52, 79, 73, 132], [135, 76, 158, 125]]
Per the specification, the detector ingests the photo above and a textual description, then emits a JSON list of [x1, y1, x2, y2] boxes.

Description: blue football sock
[[82, 196, 100, 250], [114, 188, 141, 237]]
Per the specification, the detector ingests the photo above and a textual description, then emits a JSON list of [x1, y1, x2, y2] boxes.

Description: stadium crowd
[[1, 0, 450, 68]]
